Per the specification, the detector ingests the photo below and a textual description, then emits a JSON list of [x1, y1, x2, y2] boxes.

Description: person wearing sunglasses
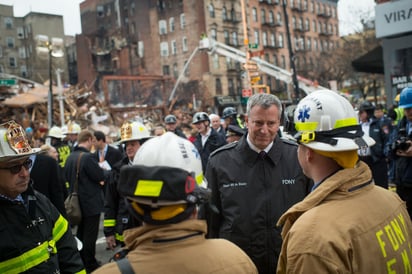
[[0, 120, 85, 273]]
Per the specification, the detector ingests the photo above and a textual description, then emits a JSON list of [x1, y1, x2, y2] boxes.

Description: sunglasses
[[0, 159, 33, 174]]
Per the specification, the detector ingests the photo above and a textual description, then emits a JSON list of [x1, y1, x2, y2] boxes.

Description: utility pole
[[282, 0, 300, 103]]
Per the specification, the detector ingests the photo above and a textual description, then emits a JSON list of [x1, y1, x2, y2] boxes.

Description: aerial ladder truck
[[198, 37, 328, 100]]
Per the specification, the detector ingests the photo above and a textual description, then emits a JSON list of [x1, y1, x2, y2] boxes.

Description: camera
[[392, 128, 411, 152]]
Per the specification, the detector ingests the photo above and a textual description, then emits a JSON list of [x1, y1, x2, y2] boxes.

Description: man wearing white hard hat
[[276, 90, 412, 274], [94, 132, 257, 274], [0, 120, 85, 273], [65, 121, 81, 151], [46, 125, 71, 170], [103, 121, 152, 251]]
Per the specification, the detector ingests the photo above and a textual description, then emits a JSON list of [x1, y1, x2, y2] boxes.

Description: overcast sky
[[0, 0, 375, 36]]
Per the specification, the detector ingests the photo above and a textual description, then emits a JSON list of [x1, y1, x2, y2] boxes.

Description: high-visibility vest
[[394, 107, 404, 125]]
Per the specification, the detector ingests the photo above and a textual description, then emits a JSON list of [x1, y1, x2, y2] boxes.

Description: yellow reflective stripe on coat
[[0, 242, 51, 274], [53, 214, 69, 243], [0, 214, 69, 273], [104, 219, 116, 227], [115, 232, 124, 242]]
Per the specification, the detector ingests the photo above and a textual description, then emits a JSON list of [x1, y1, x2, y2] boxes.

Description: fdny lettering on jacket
[[375, 212, 412, 272]]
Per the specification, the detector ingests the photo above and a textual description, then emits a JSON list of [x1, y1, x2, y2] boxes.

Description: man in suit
[[30, 153, 66, 217], [93, 130, 123, 170], [65, 130, 105, 272]]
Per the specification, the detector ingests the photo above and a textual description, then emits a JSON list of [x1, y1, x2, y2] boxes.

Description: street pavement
[[75, 213, 122, 267]]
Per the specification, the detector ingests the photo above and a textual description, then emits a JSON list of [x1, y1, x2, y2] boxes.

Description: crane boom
[[199, 38, 328, 95]]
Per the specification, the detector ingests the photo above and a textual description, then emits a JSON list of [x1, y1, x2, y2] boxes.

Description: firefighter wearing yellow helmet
[[277, 90, 412, 274], [103, 120, 152, 251]]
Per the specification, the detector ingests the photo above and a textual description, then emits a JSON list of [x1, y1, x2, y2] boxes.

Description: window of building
[[0, 64, 4, 73], [9, 57, 16, 68], [230, 7, 236, 21], [277, 12, 282, 25], [130, 2, 135, 15], [180, 13, 186, 29], [160, 42, 169, 56], [213, 54, 219, 69], [215, 78, 222, 95], [252, 8, 258, 22], [313, 20, 317, 32], [0, 46, 2, 57], [182, 37, 188, 52], [314, 39, 318, 51], [273, 54, 278, 66], [303, 0, 308, 10], [222, 7, 227, 20], [254, 30, 260, 44], [138, 41, 144, 57], [18, 47, 26, 59], [16, 27, 24, 39], [261, 9, 266, 24], [4, 17, 13, 29], [183, 60, 190, 77], [209, 4, 215, 18], [224, 30, 230, 44], [169, 17, 175, 32], [20, 67, 27, 77], [278, 33, 284, 48], [262, 32, 268, 46], [171, 40, 177, 55], [232, 32, 238, 46], [305, 19, 309, 31], [211, 28, 217, 40], [306, 37, 311, 50], [163, 65, 170, 75], [292, 16, 296, 29], [97, 5, 104, 17], [310, 1, 314, 13], [281, 55, 286, 68], [318, 21, 322, 33], [270, 33, 276, 47], [269, 11, 274, 24], [159, 20, 167, 34], [6, 37, 14, 48], [298, 18, 303, 30], [173, 63, 178, 78], [228, 78, 235, 96]]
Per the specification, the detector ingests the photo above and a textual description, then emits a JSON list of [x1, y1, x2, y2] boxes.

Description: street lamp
[[36, 35, 64, 128]]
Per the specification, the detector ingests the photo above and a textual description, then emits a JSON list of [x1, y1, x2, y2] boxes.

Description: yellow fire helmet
[[0, 120, 40, 163], [294, 90, 375, 152]]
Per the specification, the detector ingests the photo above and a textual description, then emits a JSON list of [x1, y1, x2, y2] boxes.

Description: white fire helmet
[[66, 121, 81, 135], [133, 132, 205, 187], [294, 90, 375, 151], [47, 126, 66, 139], [119, 121, 151, 144], [0, 120, 40, 162]]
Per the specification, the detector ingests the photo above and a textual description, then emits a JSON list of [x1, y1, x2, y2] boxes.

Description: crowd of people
[[0, 87, 411, 273]]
